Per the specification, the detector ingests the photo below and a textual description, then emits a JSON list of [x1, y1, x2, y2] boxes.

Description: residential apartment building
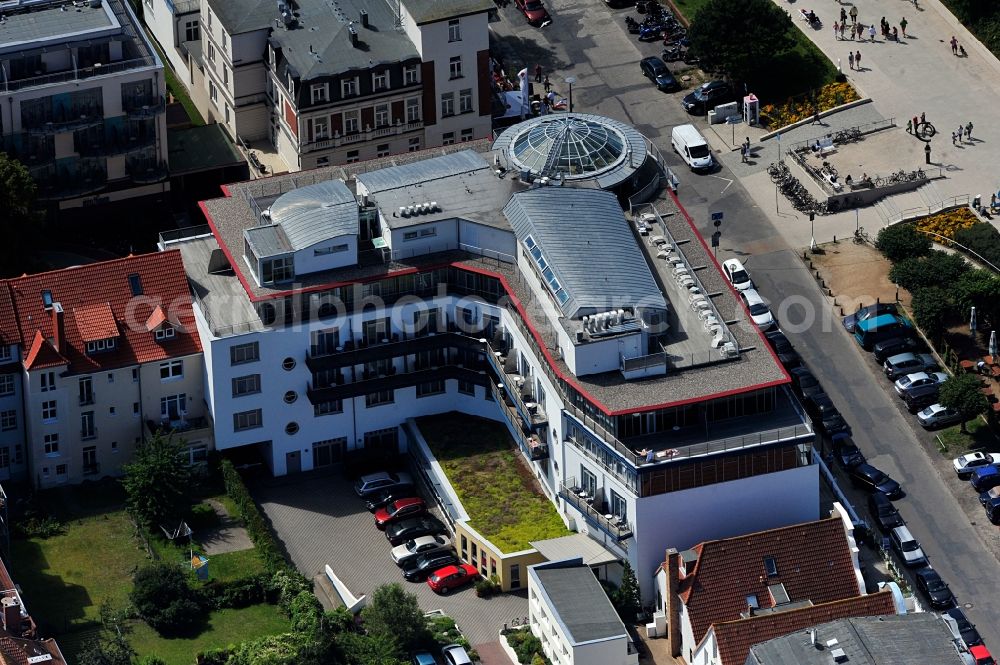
[[0, 0, 169, 209], [528, 558, 638, 665], [0, 252, 208, 488], [0, 292, 28, 482], [146, 0, 492, 172], [168, 113, 819, 604]]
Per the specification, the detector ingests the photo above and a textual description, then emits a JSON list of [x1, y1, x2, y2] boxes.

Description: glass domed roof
[[508, 116, 627, 179]]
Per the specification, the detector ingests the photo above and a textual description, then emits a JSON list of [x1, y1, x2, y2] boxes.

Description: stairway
[[874, 180, 945, 225]]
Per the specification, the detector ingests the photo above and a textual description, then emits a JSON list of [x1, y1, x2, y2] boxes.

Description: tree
[[911, 287, 953, 341], [360, 583, 431, 656], [686, 0, 794, 83], [615, 561, 641, 624], [122, 431, 191, 530], [875, 224, 932, 263], [130, 563, 204, 636], [76, 633, 135, 665], [954, 269, 1000, 329], [0, 152, 44, 278], [889, 251, 969, 292], [337, 631, 408, 665], [954, 223, 1000, 269], [939, 374, 990, 433]]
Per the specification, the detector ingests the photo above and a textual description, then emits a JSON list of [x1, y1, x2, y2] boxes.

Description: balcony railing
[[75, 131, 156, 157], [306, 363, 490, 403], [25, 114, 105, 134], [484, 343, 548, 430], [36, 164, 108, 201], [123, 96, 166, 118], [146, 415, 211, 436], [487, 380, 549, 463], [305, 331, 485, 371], [559, 478, 633, 541], [83, 462, 101, 475], [300, 120, 425, 153], [127, 159, 169, 184], [4, 57, 158, 92]]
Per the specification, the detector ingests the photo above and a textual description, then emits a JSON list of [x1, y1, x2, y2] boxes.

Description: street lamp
[[564, 76, 576, 112]]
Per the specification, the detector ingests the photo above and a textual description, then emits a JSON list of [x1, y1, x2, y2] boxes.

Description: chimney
[[1, 597, 20, 636], [665, 548, 682, 657], [359, 9, 368, 27], [51, 302, 65, 354], [348, 25, 358, 47]]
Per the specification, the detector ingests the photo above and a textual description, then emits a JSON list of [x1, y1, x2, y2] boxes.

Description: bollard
[[840, 307, 844, 316], [833, 235, 837, 243]]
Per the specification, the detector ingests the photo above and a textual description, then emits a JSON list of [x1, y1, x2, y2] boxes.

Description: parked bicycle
[[853, 226, 870, 244]]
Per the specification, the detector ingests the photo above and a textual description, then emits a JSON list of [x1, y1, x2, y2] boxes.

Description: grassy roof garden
[[416, 413, 570, 553]]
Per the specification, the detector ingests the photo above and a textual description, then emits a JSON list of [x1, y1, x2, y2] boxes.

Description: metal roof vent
[[399, 206, 409, 218], [830, 648, 848, 662], [430, 201, 439, 212]]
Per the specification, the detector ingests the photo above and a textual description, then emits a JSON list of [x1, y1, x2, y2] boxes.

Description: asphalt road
[[492, 0, 1000, 649]]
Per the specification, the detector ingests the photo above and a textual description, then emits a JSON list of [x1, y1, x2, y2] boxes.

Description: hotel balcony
[[123, 95, 166, 118], [127, 158, 169, 184], [483, 343, 548, 431], [146, 415, 213, 442], [35, 160, 108, 201], [487, 380, 549, 462], [305, 331, 485, 371], [306, 363, 490, 403], [558, 478, 633, 541]]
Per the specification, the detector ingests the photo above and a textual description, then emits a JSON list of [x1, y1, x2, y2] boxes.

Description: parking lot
[[252, 469, 528, 648]]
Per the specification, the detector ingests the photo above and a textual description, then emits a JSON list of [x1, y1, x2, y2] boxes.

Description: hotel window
[[86, 338, 117, 354], [459, 88, 473, 113], [0, 375, 13, 396], [458, 381, 474, 395], [404, 65, 418, 85], [314, 400, 343, 416], [159, 359, 183, 380], [261, 256, 294, 284], [208, 42, 216, 63], [416, 380, 445, 397], [41, 400, 56, 422], [209, 80, 218, 106], [314, 116, 329, 139], [0, 345, 10, 361], [44, 434, 59, 455], [224, 66, 230, 86], [341, 78, 357, 97], [365, 390, 394, 407], [449, 56, 462, 79], [230, 342, 259, 365], [184, 19, 200, 42], [155, 326, 175, 341], [0, 410, 15, 431], [408, 137, 421, 152], [232, 374, 261, 397], [610, 490, 627, 522], [40, 372, 55, 392], [344, 110, 360, 133], [222, 31, 227, 52], [374, 104, 389, 127], [510, 563, 521, 589], [373, 70, 387, 90], [448, 19, 461, 42], [581, 467, 597, 497], [207, 7, 212, 28], [442, 132, 455, 146], [311, 84, 328, 104], [161, 394, 187, 420], [346, 150, 360, 164], [440, 93, 455, 118], [406, 97, 420, 123], [233, 408, 263, 431], [377, 144, 390, 158]]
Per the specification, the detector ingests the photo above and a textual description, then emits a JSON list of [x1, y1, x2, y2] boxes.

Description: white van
[[671, 124, 713, 171], [670, 125, 712, 171]]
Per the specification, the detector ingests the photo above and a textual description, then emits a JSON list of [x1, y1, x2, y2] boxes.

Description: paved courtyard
[[253, 470, 527, 651]]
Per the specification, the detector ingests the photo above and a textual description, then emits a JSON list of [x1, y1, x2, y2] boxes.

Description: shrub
[[506, 629, 545, 665], [361, 584, 432, 656], [130, 563, 205, 636], [875, 224, 932, 262], [474, 575, 502, 598], [288, 590, 325, 635], [200, 572, 273, 610], [196, 648, 230, 665], [139, 657, 168, 665], [221, 459, 289, 573], [916, 208, 979, 241], [270, 568, 314, 611], [911, 287, 954, 341], [889, 250, 969, 292], [954, 222, 1000, 269], [12, 510, 64, 539]]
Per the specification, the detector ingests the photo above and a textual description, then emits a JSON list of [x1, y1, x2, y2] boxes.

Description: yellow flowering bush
[[915, 207, 979, 241], [759, 82, 861, 129]]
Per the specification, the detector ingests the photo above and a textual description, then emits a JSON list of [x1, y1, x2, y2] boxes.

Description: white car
[[893, 371, 948, 397], [391, 534, 452, 566], [917, 403, 963, 429], [740, 288, 775, 330], [722, 258, 753, 292], [953, 452, 1000, 477], [441, 645, 473, 665]]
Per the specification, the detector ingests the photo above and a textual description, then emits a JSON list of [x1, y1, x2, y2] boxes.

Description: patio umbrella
[[971, 306, 977, 333], [991, 330, 997, 359]]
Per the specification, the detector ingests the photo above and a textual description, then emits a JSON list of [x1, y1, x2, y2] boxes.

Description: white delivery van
[[671, 124, 713, 171]]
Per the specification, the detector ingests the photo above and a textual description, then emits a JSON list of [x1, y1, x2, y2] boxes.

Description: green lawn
[[130, 604, 292, 665], [417, 413, 570, 553], [147, 40, 205, 126], [208, 548, 266, 582], [937, 418, 998, 453]]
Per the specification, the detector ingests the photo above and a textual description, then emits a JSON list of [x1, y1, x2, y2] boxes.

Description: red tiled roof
[[710, 590, 898, 665], [144, 305, 167, 332], [8, 251, 201, 374], [23, 330, 67, 371], [73, 302, 119, 342], [0, 630, 66, 665], [0, 286, 19, 347], [679, 517, 859, 644]]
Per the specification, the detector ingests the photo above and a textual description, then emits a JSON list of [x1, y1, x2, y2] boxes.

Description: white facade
[[0, 348, 27, 482]]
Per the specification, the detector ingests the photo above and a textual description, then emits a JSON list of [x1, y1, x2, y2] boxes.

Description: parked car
[[914, 568, 954, 608], [366, 487, 417, 512], [427, 563, 480, 594], [890, 525, 927, 566], [894, 371, 948, 398], [386, 515, 447, 546], [917, 403, 963, 429], [740, 288, 775, 331], [854, 313, 913, 350], [441, 644, 474, 665], [764, 330, 800, 368], [873, 335, 924, 363], [867, 491, 904, 532], [804, 393, 851, 437], [979, 486, 1000, 509], [402, 551, 460, 582], [834, 437, 866, 469], [789, 366, 824, 399], [391, 534, 453, 566], [883, 352, 938, 381], [970, 465, 1000, 492], [954, 452, 1000, 478], [722, 258, 753, 292], [514, 0, 551, 26], [903, 384, 942, 413], [850, 463, 903, 499], [640, 56, 679, 91], [374, 497, 426, 528], [968, 644, 996, 665], [843, 302, 898, 333], [681, 80, 733, 114], [355, 471, 414, 499], [943, 607, 984, 648], [413, 653, 439, 665]]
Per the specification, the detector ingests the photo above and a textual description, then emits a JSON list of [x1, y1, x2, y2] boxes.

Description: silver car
[[391, 534, 453, 566]]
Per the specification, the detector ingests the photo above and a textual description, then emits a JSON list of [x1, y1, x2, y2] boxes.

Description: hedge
[[200, 573, 275, 610], [953, 223, 1000, 271], [220, 459, 290, 574]]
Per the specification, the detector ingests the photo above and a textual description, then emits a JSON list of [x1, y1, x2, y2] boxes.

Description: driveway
[[253, 471, 527, 649]]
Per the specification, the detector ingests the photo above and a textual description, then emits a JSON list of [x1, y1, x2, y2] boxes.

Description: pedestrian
[[740, 144, 748, 163], [849, 5, 858, 24], [855, 50, 862, 69], [840, 6, 847, 24], [966, 121, 973, 140], [950, 36, 958, 55], [840, 22, 846, 39], [892, 26, 898, 42], [868, 24, 876, 41], [958, 124, 964, 142], [900, 17, 907, 37], [745, 137, 752, 156], [906, 119, 912, 134], [540, 100, 549, 115], [543, 75, 551, 93], [857, 23, 863, 40], [814, 109, 821, 125], [991, 192, 997, 210], [849, 22, 856, 40], [834, 21, 839, 39], [921, 111, 926, 124], [534, 63, 542, 83], [881, 17, 887, 36], [951, 131, 957, 145], [848, 51, 855, 69]]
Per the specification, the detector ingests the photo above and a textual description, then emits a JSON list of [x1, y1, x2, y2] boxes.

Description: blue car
[[970, 465, 1000, 493], [640, 57, 679, 91]]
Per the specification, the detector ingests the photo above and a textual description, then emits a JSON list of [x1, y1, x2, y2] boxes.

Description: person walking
[[900, 17, 908, 38], [543, 75, 551, 93], [925, 142, 932, 164], [906, 119, 912, 134], [952, 131, 957, 145], [740, 144, 748, 163], [840, 22, 846, 39], [849, 22, 856, 40], [849, 5, 858, 24], [892, 26, 898, 42], [868, 24, 876, 41], [840, 7, 847, 24], [834, 21, 839, 39], [848, 51, 855, 69], [856, 23, 863, 40], [950, 36, 958, 55], [921, 111, 926, 124], [534, 63, 542, 83], [966, 121, 973, 140], [957, 123, 964, 142], [855, 50, 862, 69]]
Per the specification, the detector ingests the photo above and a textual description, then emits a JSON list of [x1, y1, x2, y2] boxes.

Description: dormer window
[[261, 256, 294, 284], [42, 290, 53, 310], [86, 338, 116, 354], [155, 326, 176, 341], [764, 556, 778, 577]]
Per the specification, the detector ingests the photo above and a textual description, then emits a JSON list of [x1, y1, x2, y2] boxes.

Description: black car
[[914, 568, 954, 609], [789, 366, 824, 399], [764, 330, 800, 368], [401, 551, 460, 582], [850, 463, 903, 499], [902, 385, 941, 413], [681, 80, 733, 114], [385, 515, 447, 546], [943, 607, 983, 647], [365, 487, 417, 512], [804, 393, 851, 436], [834, 438, 866, 469], [867, 491, 904, 532], [843, 302, 898, 333], [872, 335, 923, 364], [640, 56, 679, 91]]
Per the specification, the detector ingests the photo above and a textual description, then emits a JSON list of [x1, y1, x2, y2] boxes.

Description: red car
[[374, 497, 426, 529], [971, 645, 996, 665], [427, 563, 479, 594], [514, 0, 551, 26]]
